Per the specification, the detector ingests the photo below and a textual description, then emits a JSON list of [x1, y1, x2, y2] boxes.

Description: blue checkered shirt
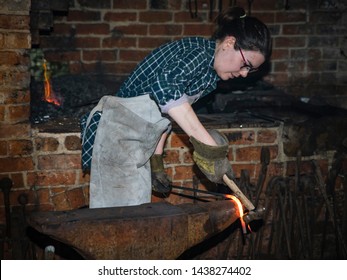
[[81, 37, 219, 170]]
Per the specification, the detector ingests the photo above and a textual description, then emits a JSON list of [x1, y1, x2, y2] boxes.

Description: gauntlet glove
[[190, 129, 234, 183], [150, 154, 172, 194]]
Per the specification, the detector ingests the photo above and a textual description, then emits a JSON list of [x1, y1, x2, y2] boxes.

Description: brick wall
[[37, 0, 347, 99], [0, 0, 346, 225], [0, 0, 32, 222]]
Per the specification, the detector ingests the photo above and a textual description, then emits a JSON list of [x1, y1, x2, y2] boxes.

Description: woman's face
[[214, 36, 265, 81]]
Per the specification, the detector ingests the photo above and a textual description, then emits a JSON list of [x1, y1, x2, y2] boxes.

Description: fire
[[42, 59, 61, 106], [226, 194, 247, 234]]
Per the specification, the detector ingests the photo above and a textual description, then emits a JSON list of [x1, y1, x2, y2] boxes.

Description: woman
[[81, 7, 272, 208]]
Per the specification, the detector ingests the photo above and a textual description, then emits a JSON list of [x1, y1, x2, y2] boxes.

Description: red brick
[[37, 154, 81, 170], [232, 163, 257, 179], [173, 165, 194, 181], [149, 24, 183, 36], [0, 141, 7, 155], [0, 123, 30, 138], [67, 10, 101, 22], [0, 51, 26, 66], [74, 37, 101, 48], [174, 12, 207, 23], [266, 162, 286, 178], [8, 139, 33, 156], [35, 137, 59, 152], [51, 190, 70, 211], [182, 150, 193, 164], [119, 49, 150, 62], [45, 50, 81, 62], [168, 0, 183, 10], [114, 24, 148, 36], [0, 15, 30, 30], [10, 173, 25, 189], [253, 0, 277, 10], [183, 24, 214, 36], [0, 106, 4, 121], [163, 149, 180, 165], [0, 157, 34, 172], [257, 129, 277, 143], [75, 23, 110, 35], [1, 69, 30, 90], [102, 37, 137, 48], [66, 187, 87, 209], [83, 50, 118, 62], [27, 171, 76, 187], [138, 37, 171, 49], [78, 170, 90, 184], [276, 12, 306, 23], [7, 104, 29, 122], [139, 11, 173, 23], [101, 62, 138, 74], [104, 12, 137, 22], [271, 49, 290, 60], [226, 131, 255, 145], [236, 146, 262, 162], [64, 135, 81, 151], [35, 188, 51, 206], [283, 24, 314, 35], [3, 90, 30, 104], [274, 36, 306, 48], [3, 32, 30, 49], [170, 133, 190, 148]]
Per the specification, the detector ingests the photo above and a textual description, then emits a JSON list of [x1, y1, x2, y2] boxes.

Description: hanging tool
[[255, 146, 270, 206], [247, 0, 254, 16], [218, 0, 223, 14], [188, 0, 198, 18], [210, 0, 214, 20], [313, 160, 347, 258]]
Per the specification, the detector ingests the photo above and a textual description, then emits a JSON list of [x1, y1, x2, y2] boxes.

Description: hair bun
[[233, 6, 247, 18]]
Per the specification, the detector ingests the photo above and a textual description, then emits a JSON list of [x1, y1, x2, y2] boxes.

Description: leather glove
[[190, 129, 234, 183], [150, 154, 172, 194]]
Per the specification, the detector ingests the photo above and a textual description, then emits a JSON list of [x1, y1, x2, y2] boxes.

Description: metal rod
[[171, 184, 229, 199]]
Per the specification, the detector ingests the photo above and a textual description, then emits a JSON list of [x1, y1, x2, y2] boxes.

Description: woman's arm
[[167, 102, 217, 146]]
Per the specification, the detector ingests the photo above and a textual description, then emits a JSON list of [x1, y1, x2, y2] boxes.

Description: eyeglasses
[[239, 47, 258, 73]]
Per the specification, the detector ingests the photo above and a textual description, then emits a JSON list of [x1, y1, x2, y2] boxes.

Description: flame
[[225, 194, 247, 234], [42, 59, 61, 106]]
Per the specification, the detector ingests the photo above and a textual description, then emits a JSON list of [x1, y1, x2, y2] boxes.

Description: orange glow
[[42, 59, 61, 106], [226, 194, 247, 234]]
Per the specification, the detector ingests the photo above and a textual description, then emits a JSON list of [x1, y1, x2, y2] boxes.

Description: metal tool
[[223, 174, 255, 210], [222, 175, 266, 233], [171, 184, 264, 231]]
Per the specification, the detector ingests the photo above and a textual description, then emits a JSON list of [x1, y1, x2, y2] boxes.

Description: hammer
[[223, 174, 265, 232]]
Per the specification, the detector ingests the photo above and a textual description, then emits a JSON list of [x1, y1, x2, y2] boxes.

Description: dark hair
[[212, 7, 272, 59]]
